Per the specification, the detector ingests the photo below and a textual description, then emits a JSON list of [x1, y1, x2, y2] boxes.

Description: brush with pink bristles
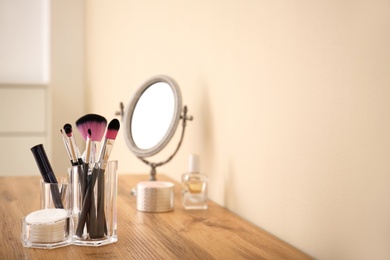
[[96, 118, 120, 236], [75, 113, 106, 235], [75, 114, 107, 164], [97, 118, 120, 163]]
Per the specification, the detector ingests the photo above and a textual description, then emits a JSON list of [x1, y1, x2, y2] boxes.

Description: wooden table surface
[[0, 174, 311, 259]]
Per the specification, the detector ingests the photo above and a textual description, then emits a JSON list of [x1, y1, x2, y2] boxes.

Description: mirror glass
[[123, 75, 182, 158], [131, 82, 174, 150]]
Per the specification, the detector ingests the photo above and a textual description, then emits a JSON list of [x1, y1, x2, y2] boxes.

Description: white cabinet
[[0, 136, 46, 176], [0, 87, 46, 133], [0, 0, 49, 83], [0, 0, 49, 176], [0, 85, 47, 176]]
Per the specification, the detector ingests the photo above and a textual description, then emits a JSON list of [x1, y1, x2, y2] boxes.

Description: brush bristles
[[105, 119, 120, 140], [76, 114, 107, 141], [63, 124, 72, 137]]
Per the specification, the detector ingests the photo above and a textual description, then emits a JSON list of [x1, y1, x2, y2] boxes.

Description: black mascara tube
[[31, 144, 63, 209]]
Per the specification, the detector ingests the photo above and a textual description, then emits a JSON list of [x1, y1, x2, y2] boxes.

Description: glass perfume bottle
[[181, 154, 208, 210]]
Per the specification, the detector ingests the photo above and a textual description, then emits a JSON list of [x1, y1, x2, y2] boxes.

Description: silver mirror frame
[[123, 75, 182, 158]]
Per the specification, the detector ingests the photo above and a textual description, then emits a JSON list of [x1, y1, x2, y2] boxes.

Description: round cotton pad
[[26, 209, 68, 224], [25, 209, 69, 243]]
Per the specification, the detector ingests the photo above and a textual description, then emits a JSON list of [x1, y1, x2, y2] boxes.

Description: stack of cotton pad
[[25, 209, 69, 243], [136, 181, 174, 212]]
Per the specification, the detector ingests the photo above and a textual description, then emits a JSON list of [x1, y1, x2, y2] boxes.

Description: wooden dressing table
[[0, 174, 311, 259]]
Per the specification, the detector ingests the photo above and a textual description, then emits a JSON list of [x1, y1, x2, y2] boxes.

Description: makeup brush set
[[23, 113, 120, 248]]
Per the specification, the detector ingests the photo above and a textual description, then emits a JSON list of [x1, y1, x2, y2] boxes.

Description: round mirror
[[123, 75, 182, 158]]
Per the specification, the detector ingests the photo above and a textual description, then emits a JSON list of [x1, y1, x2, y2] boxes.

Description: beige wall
[[50, 0, 86, 175], [85, 1, 390, 259]]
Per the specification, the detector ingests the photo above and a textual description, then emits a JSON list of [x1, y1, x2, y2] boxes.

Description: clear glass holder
[[69, 160, 118, 246]]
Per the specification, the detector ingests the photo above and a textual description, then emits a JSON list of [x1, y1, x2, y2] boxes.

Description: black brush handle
[[75, 167, 99, 237], [96, 168, 106, 238], [80, 163, 89, 233], [89, 189, 98, 238]]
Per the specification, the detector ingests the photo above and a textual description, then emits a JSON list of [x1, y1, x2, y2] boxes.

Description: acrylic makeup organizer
[[22, 161, 118, 249]]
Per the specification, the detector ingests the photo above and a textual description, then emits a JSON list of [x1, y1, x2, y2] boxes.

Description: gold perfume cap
[[136, 181, 174, 212]]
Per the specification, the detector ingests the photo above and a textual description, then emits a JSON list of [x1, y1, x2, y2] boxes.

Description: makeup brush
[[75, 114, 106, 225], [63, 123, 83, 165], [76, 114, 107, 164], [97, 118, 120, 163], [75, 129, 92, 237], [76, 119, 121, 238], [96, 119, 120, 237], [60, 129, 73, 166]]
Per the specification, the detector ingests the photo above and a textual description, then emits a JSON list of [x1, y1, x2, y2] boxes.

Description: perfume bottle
[[181, 154, 208, 210]]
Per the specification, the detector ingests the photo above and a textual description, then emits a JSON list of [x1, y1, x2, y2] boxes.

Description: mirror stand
[[138, 106, 193, 181], [119, 75, 192, 182]]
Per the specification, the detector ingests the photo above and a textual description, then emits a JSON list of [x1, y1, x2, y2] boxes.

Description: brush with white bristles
[[60, 129, 73, 165]]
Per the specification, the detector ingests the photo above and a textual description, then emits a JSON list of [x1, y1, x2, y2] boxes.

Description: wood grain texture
[[0, 174, 312, 259]]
